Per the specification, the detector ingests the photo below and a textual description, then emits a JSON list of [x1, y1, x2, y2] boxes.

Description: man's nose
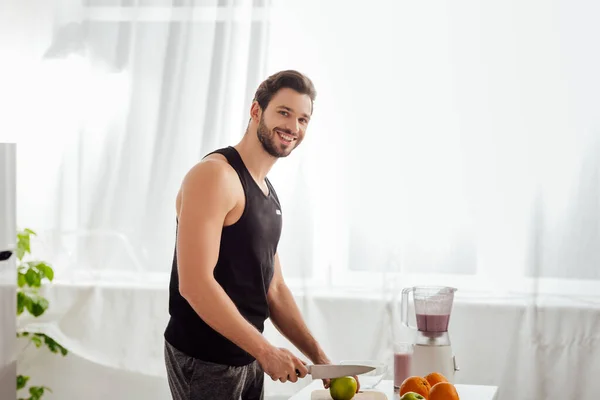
[[284, 120, 300, 134]]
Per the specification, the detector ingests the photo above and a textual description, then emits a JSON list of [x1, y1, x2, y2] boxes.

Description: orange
[[399, 376, 431, 399], [429, 382, 460, 400], [424, 372, 448, 388]]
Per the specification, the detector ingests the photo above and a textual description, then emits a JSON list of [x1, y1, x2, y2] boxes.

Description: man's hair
[[253, 70, 317, 114]]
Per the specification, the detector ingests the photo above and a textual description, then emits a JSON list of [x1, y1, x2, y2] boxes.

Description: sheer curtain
[[15, 0, 272, 279], [267, 0, 600, 289], [10, 0, 281, 396], [265, 0, 600, 398]]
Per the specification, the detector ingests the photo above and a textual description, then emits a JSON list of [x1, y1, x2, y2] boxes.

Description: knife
[[296, 364, 375, 379]]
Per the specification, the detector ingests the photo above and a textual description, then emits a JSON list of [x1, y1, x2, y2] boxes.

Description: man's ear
[[250, 101, 262, 123]]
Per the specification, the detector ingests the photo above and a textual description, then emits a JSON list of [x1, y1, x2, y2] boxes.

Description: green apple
[[329, 376, 357, 400], [399, 392, 425, 400]]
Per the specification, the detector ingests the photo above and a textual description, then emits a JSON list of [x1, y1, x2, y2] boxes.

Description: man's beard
[[257, 116, 296, 158]]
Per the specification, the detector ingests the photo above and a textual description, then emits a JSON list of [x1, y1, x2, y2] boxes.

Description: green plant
[[16, 228, 68, 400]]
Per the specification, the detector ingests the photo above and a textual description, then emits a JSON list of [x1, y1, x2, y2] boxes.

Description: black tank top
[[164, 146, 282, 366]]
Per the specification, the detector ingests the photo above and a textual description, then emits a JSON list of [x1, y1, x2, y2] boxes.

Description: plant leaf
[[24, 268, 42, 288], [34, 262, 54, 282], [31, 335, 42, 348], [16, 246, 25, 262], [29, 385, 51, 400], [16, 231, 32, 261], [25, 294, 48, 317], [42, 334, 69, 356], [17, 272, 27, 288], [16, 375, 29, 390], [16, 291, 27, 315]]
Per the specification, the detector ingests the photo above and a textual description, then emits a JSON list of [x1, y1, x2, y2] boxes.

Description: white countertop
[[288, 379, 498, 400]]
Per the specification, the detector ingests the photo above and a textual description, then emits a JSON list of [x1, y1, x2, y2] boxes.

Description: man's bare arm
[[267, 254, 361, 390], [176, 160, 271, 360], [267, 253, 330, 364]]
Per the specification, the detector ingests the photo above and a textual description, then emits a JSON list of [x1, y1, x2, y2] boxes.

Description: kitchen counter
[[289, 379, 498, 400]]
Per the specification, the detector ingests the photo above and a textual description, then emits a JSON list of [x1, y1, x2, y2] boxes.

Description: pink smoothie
[[393, 353, 412, 388], [416, 313, 450, 332]]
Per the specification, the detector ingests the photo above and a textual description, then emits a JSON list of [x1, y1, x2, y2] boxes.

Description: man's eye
[[279, 111, 288, 116]]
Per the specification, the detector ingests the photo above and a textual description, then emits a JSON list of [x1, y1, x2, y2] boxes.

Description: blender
[[401, 286, 459, 382]]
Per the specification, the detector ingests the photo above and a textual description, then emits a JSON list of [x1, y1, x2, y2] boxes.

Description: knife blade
[[297, 364, 375, 379]]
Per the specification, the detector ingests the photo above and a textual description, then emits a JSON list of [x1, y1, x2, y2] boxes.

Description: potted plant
[[16, 228, 68, 400]]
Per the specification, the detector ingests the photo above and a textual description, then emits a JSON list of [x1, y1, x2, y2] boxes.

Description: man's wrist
[[309, 348, 331, 365], [251, 336, 273, 361]]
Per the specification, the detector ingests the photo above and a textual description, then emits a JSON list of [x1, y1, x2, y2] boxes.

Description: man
[[163, 70, 360, 399]]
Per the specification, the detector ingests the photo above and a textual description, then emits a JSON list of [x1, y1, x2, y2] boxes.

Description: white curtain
[[8, 0, 600, 399], [267, 0, 600, 288], [15, 0, 272, 279], [268, 0, 600, 398]]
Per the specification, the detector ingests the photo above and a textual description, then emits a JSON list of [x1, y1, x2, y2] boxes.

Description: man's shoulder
[[179, 155, 245, 206], [185, 155, 235, 184]]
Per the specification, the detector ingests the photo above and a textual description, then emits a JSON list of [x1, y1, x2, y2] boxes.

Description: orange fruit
[[429, 382, 460, 400], [399, 376, 431, 399], [424, 372, 448, 387]]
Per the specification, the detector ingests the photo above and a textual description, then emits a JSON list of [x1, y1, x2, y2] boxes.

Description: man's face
[[256, 88, 312, 158]]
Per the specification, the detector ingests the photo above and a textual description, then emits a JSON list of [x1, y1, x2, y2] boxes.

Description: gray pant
[[164, 340, 264, 400]]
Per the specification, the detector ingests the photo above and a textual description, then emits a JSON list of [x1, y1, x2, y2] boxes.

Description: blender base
[[412, 344, 458, 383]]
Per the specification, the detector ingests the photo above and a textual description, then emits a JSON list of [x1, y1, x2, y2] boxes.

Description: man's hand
[[257, 346, 309, 383], [316, 359, 361, 393], [323, 375, 361, 392]]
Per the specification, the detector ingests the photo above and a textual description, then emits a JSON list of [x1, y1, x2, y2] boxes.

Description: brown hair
[[253, 70, 317, 114]]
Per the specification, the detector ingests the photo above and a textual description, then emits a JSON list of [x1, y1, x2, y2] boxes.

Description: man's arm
[[267, 252, 330, 365], [177, 160, 270, 359], [267, 255, 361, 391]]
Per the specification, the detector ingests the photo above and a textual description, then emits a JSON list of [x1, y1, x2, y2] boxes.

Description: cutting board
[[311, 390, 388, 399]]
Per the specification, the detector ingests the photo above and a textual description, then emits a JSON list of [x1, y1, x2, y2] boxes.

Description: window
[[266, 0, 600, 297]]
